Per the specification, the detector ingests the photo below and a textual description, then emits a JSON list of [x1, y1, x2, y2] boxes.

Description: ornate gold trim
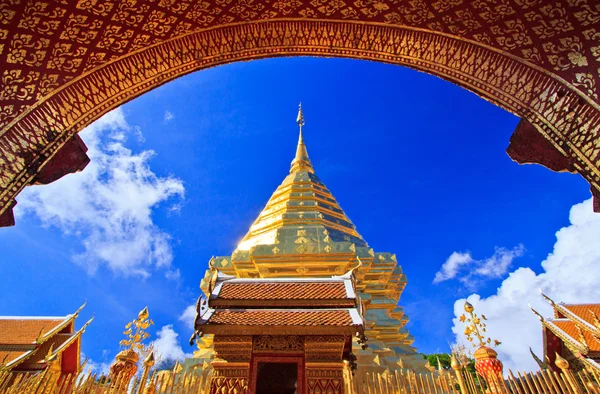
[[2, 19, 599, 216]]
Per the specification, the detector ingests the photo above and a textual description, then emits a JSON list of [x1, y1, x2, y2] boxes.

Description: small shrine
[[191, 267, 366, 394], [0, 303, 91, 376]]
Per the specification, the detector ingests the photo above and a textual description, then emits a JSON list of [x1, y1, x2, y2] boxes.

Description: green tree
[[423, 353, 451, 370], [423, 353, 477, 375]]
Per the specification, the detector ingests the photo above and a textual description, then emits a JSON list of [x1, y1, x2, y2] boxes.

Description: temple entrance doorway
[[249, 355, 305, 394], [256, 362, 298, 394]]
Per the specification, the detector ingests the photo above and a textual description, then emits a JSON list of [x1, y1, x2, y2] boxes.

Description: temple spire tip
[[296, 102, 305, 128], [290, 102, 313, 174]]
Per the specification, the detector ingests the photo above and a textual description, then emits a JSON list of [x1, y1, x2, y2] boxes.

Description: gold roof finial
[[554, 352, 570, 370], [119, 307, 154, 351], [459, 301, 501, 348], [290, 102, 314, 174]]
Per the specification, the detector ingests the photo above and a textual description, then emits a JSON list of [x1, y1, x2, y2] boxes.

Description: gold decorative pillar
[[110, 349, 139, 388], [137, 351, 155, 394], [143, 381, 157, 394], [209, 336, 252, 394], [451, 354, 468, 394], [473, 346, 505, 393], [305, 336, 346, 394], [459, 302, 506, 392], [110, 307, 154, 390], [555, 353, 584, 394]]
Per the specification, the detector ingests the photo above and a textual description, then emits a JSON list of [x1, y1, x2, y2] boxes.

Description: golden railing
[[2, 364, 600, 394], [348, 362, 600, 394], [0, 368, 212, 394]]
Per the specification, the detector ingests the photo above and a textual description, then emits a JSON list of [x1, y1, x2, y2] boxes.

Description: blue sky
[[1, 57, 597, 372]]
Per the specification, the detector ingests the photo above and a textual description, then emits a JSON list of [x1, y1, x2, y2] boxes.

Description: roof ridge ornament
[[290, 102, 314, 174]]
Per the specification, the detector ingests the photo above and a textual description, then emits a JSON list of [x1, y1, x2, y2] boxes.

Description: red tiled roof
[[562, 304, 600, 326], [0, 350, 28, 365], [553, 320, 600, 352], [208, 309, 354, 327], [217, 282, 348, 300], [0, 319, 66, 345]]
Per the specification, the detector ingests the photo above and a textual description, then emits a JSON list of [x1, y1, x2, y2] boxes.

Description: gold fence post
[[451, 355, 469, 394], [137, 352, 155, 394], [555, 353, 584, 394]]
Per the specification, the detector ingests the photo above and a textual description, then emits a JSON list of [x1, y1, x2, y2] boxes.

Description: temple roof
[[198, 308, 362, 336], [196, 269, 365, 336], [0, 304, 90, 371], [207, 273, 357, 308], [559, 304, 600, 325], [532, 293, 600, 362], [234, 104, 366, 252], [552, 320, 600, 352], [0, 317, 69, 345], [207, 309, 356, 326], [218, 282, 348, 301]]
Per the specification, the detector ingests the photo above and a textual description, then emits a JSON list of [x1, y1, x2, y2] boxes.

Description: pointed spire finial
[[297, 102, 305, 127], [290, 102, 313, 174]]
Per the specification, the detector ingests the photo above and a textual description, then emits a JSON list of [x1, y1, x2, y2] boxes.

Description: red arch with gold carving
[[1, 1, 599, 226]]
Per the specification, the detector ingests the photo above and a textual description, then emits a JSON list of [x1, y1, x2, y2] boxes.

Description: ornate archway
[[1, 1, 599, 226]]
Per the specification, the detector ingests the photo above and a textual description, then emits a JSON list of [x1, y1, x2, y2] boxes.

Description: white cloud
[[164, 110, 174, 122], [16, 108, 185, 278], [179, 304, 196, 329], [473, 245, 525, 279], [434, 245, 524, 287], [81, 352, 110, 376], [451, 198, 600, 372], [433, 252, 474, 283], [151, 325, 191, 362]]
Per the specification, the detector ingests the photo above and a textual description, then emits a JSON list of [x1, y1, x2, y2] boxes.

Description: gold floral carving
[[253, 335, 303, 352], [210, 364, 249, 394], [1, 0, 600, 216]]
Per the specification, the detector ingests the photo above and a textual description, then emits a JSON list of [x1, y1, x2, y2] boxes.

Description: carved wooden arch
[[1, 1, 600, 226]]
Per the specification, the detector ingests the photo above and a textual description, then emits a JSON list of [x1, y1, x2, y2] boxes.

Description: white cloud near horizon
[[16, 108, 185, 278], [451, 198, 600, 372], [434, 245, 525, 287], [151, 325, 192, 362], [179, 304, 196, 329]]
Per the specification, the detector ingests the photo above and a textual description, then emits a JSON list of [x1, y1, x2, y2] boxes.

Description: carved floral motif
[[254, 335, 304, 352], [0, 0, 600, 219]]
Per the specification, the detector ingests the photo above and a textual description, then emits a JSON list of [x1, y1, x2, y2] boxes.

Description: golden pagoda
[[191, 104, 426, 375]]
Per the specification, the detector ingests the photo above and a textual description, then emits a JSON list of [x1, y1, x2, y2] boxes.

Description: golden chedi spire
[[198, 103, 427, 374], [290, 102, 314, 174], [234, 103, 366, 252]]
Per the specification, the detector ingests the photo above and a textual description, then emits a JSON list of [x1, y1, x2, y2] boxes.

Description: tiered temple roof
[[197, 271, 364, 337], [197, 105, 426, 372], [0, 303, 91, 374], [531, 292, 600, 373]]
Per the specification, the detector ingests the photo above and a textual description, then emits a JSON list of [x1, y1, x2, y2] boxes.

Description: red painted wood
[[60, 339, 79, 374], [34, 134, 89, 185], [0, 200, 16, 227], [506, 119, 574, 173]]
